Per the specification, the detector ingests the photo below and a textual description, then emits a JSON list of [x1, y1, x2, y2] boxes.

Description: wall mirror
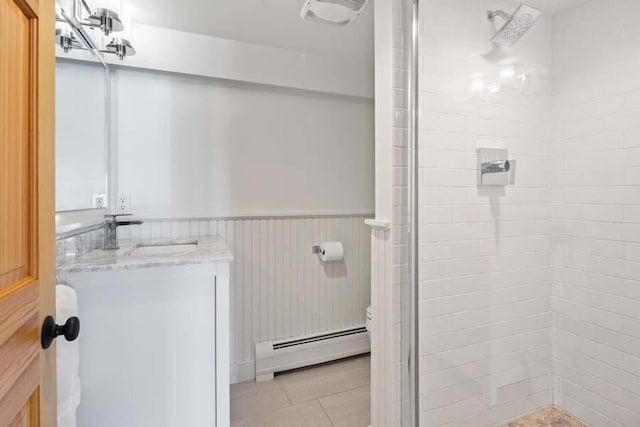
[[55, 1, 110, 212]]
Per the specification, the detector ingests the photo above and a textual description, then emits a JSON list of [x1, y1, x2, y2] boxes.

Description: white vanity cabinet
[[57, 237, 232, 427]]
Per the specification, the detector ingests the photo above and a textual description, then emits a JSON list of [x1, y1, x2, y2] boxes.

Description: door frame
[[37, 0, 57, 424]]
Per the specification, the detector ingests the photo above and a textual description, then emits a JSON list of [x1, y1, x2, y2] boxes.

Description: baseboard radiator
[[254, 325, 370, 382]]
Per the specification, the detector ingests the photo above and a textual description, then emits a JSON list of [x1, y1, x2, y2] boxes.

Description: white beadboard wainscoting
[[117, 214, 373, 382]]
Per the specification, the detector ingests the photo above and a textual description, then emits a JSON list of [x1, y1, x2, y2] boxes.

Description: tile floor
[[503, 406, 588, 427], [231, 355, 370, 427], [232, 361, 585, 427]]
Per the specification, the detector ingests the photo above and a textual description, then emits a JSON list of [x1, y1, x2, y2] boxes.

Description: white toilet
[[365, 305, 372, 339]]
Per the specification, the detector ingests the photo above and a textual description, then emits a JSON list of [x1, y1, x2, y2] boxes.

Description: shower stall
[[401, 0, 640, 425]]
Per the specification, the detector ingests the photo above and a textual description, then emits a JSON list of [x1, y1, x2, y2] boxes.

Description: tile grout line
[[279, 377, 371, 406], [317, 384, 371, 403], [317, 398, 336, 426], [229, 380, 293, 423], [276, 356, 371, 406], [277, 379, 294, 407]]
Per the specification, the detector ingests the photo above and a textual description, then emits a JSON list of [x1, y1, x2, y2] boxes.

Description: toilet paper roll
[[319, 242, 344, 262]]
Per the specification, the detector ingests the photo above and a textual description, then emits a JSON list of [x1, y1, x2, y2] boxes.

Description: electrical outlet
[[92, 193, 107, 209], [118, 194, 131, 213]]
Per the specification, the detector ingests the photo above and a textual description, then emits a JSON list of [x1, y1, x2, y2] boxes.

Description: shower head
[[487, 4, 542, 46]]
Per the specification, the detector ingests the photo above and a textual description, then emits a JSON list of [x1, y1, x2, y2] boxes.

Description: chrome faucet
[[104, 214, 144, 250]]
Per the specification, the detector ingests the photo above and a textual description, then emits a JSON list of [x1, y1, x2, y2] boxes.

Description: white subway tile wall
[[392, 0, 412, 425], [418, 0, 640, 425], [418, 0, 554, 425], [369, 0, 411, 424], [552, 1, 640, 425], [117, 215, 372, 382]]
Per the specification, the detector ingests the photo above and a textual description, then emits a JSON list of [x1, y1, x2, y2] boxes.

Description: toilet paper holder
[[312, 242, 345, 262]]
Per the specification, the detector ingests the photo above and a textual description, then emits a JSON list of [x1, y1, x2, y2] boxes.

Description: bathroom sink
[[128, 240, 199, 256]]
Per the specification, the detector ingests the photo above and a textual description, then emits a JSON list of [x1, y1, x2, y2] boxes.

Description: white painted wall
[[113, 67, 374, 218], [417, 1, 554, 425], [125, 0, 374, 63], [57, 23, 373, 99], [552, 2, 640, 425], [55, 19, 374, 232]]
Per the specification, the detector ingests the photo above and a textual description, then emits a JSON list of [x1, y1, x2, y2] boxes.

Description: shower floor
[[503, 407, 587, 427]]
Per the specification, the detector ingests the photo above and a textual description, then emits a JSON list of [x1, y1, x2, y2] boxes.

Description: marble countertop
[[57, 235, 233, 273]]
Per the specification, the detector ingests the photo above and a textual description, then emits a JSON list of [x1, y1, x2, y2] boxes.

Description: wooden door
[[0, 0, 56, 425]]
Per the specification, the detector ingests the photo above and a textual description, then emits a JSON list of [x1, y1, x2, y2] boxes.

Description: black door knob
[[41, 315, 80, 349]]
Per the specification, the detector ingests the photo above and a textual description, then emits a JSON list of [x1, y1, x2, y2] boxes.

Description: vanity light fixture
[[104, 38, 135, 60], [54, 31, 137, 60], [85, 7, 124, 36], [55, 25, 83, 53], [55, 0, 137, 60]]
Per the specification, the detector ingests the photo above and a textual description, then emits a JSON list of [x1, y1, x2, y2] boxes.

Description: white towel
[[57, 377, 81, 427], [56, 284, 81, 427]]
